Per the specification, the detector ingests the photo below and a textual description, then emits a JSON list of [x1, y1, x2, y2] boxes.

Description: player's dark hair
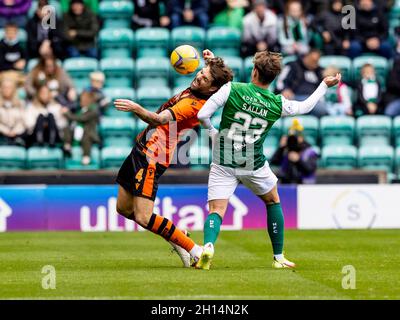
[[4, 22, 18, 29], [253, 51, 282, 85], [206, 57, 234, 90]]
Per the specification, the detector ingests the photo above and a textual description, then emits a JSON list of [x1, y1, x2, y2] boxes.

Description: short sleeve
[[168, 98, 202, 122]]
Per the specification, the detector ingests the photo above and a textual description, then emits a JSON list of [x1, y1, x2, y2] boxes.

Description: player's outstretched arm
[[281, 73, 341, 116], [197, 82, 231, 136], [114, 99, 172, 126]]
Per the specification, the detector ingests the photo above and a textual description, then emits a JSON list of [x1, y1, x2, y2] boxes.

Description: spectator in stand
[[348, 0, 393, 59], [270, 119, 318, 184], [0, 0, 31, 28], [62, 91, 100, 165], [167, 0, 209, 29], [132, 0, 170, 29], [85, 71, 110, 115], [242, 0, 279, 57], [27, 0, 65, 60], [0, 23, 26, 86], [323, 66, 352, 116], [384, 57, 400, 117], [212, 0, 249, 30], [63, 0, 99, 58], [395, 26, 400, 58], [0, 79, 26, 146], [61, 0, 98, 14], [353, 64, 383, 117], [276, 49, 327, 117], [209, 0, 228, 22], [268, 0, 327, 16], [25, 85, 65, 147], [25, 56, 77, 110], [278, 0, 310, 56], [312, 0, 351, 55]]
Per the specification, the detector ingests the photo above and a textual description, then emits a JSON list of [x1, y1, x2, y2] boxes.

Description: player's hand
[[114, 99, 140, 112], [323, 73, 341, 87], [203, 49, 215, 60]]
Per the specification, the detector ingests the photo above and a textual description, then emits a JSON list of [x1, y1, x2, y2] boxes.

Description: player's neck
[[251, 80, 270, 90]]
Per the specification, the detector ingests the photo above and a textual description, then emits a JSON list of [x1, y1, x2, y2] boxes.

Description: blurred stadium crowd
[[0, 0, 400, 181]]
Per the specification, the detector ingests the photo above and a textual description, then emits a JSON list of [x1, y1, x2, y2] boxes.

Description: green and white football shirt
[[198, 81, 328, 170]]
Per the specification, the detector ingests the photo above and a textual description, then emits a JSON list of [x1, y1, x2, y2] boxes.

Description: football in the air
[[170, 45, 200, 75]]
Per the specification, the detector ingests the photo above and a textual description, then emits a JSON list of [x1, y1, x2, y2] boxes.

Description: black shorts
[[116, 148, 167, 201]]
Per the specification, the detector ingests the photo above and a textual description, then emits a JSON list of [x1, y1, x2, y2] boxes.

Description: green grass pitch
[[1, 230, 399, 300]]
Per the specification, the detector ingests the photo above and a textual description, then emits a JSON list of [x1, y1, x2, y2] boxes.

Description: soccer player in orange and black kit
[[114, 50, 233, 267]]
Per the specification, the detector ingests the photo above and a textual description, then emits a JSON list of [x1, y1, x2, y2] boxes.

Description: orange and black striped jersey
[[135, 88, 208, 167]]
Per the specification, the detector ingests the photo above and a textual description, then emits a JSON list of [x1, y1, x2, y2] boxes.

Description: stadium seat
[[65, 146, 100, 170], [358, 145, 394, 172], [103, 136, 133, 148], [136, 57, 170, 88], [173, 86, 188, 96], [103, 87, 135, 118], [396, 147, 400, 175], [100, 58, 134, 88], [206, 27, 241, 57], [136, 119, 148, 136], [27, 147, 63, 170], [319, 56, 352, 83], [321, 145, 357, 170], [99, 117, 135, 139], [135, 28, 170, 58], [0, 28, 27, 49], [263, 145, 277, 161], [137, 87, 171, 112], [26, 58, 62, 72], [98, 28, 134, 58], [99, 1, 134, 29], [28, 0, 62, 18], [320, 116, 355, 146], [0, 146, 26, 170], [171, 26, 205, 53], [393, 116, 400, 147], [189, 145, 211, 170], [356, 115, 392, 146], [282, 55, 297, 65], [282, 116, 319, 146], [264, 119, 282, 148], [353, 56, 389, 86], [244, 57, 254, 82], [63, 57, 98, 90], [223, 57, 243, 82], [101, 146, 131, 169]]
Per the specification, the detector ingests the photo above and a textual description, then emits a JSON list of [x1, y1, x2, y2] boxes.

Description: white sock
[[189, 244, 203, 259], [274, 254, 284, 260]]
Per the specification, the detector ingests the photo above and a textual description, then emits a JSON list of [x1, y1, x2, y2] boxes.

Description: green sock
[[204, 212, 222, 245], [266, 203, 285, 255]]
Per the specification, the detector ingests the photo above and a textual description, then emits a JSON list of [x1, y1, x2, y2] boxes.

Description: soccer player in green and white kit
[[196, 51, 341, 269]]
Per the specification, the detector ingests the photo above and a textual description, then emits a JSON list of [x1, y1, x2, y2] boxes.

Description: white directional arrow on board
[[221, 194, 248, 231], [0, 198, 12, 232]]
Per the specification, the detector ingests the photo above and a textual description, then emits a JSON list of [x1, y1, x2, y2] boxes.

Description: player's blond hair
[[253, 51, 282, 84]]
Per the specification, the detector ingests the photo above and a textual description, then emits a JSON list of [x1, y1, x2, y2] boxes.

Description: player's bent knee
[[116, 203, 134, 219], [133, 212, 150, 228]]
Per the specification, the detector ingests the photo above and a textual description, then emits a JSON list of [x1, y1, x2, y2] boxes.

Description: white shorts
[[207, 162, 278, 201]]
